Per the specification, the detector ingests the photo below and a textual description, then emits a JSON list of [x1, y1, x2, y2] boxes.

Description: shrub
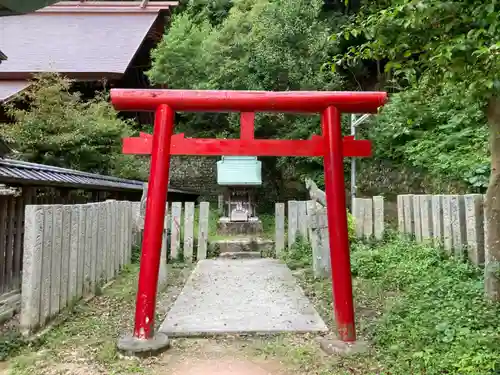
[[351, 239, 500, 375]]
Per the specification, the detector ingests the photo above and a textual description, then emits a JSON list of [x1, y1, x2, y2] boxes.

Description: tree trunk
[[485, 97, 500, 300]]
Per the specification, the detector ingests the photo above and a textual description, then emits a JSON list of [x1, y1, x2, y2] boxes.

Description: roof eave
[[36, 1, 178, 13], [0, 71, 124, 80]]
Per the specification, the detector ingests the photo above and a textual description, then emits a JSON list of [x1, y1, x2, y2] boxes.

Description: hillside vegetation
[[1, 0, 496, 295], [149, 0, 497, 296], [3, 0, 490, 194], [149, 0, 490, 193]]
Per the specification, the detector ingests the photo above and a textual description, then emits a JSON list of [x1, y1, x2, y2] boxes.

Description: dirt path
[[1, 263, 344, 375]]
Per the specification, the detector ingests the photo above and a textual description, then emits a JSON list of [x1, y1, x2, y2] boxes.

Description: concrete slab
[[159, 259, 328, 337]]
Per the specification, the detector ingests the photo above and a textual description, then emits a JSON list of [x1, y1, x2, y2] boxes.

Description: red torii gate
[[110, 89, 387, 352]]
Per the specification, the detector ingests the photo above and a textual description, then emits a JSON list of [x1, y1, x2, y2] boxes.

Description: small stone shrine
[[216, 156, 263, 235]]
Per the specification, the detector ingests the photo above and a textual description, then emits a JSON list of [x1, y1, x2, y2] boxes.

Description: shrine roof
[[0, 80, 30, 102], [0, 157, 144, 191], [0, 156, 196, 194], [0, 1, 177, 100]]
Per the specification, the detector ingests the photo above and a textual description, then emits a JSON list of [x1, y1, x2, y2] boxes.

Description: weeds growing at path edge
[[282, 235, 500, 375], [4, 263, 191, 375]]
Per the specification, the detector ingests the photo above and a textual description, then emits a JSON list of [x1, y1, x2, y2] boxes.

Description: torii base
[[317, 337, 368, 356], [117, 332, 170, 358]]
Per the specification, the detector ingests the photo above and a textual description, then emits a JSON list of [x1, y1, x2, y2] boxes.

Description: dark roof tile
[[0, 12, 160, 79]]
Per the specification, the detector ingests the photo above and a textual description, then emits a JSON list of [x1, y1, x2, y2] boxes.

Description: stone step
[[218, 251, 261, 259], [217, 220, 263, 236], [212, 237, 274, 253]]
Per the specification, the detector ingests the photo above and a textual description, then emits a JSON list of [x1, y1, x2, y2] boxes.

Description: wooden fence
[[0, 186, 122, 324], [19, 199, 212, 334], [353, 193, 487, 268], [352, 197, 385, 240], [275, 199, 334, 278], [276, 192, 489, 278], [0, 191, 28, 301]]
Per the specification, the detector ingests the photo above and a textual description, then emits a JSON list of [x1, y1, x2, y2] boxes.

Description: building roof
[[0, 157, 143, 191], [0, 1, 177, 100], [0, 80, 30, 102], [0, 138, 198, 194], [0, 0, 60, 16], [0, 157, 198, 195]]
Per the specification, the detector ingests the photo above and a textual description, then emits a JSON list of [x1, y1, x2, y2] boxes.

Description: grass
[[273, 234, 500, 375], [3, 262, 193, 375], [6, 220, 496, 375], [350, 237, 500, 375]]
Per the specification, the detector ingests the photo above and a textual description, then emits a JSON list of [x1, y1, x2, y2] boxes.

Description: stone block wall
[[168, 156, 305, 211], [169, 156, 220, 200]]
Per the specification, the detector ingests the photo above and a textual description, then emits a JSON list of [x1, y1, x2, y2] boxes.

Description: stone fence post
[[352, 196, 385, 240], [307, 205, 331, 279], [396, 193, 486, 268]]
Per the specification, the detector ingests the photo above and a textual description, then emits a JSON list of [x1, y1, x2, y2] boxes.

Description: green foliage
[[149, 0, 343, 180], [131, 244, 142, 264], [351, 239, 500, 375], [177, 0, 234, 26], [334, 0, 500, 96], [0, 330, 25, 361], [369, 81, 489, 189], [347, 209, 355, 242], [282, 210, 355, 269], [331, 0, 497, 191], [282, 234, 312, 270], [1, 73, 148, 180], [259, 213, 275, 238]]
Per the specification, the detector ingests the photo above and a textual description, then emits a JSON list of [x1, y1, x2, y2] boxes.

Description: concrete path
[[159, 259, 328, 337]]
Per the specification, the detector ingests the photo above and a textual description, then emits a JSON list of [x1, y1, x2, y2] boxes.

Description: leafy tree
[[175, 0, 234, 26], [1, 73, 148, 180], [368, 80, 489, 190], [333, 0, 500, 298], [149, 0, 344, 189]]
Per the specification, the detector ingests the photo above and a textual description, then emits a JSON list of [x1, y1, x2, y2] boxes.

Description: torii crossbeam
[[110, 89, 387, 354]]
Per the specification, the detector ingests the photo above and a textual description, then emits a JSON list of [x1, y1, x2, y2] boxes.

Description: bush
[[347, 210, 355, 243], [282, 234, 312, 270], [282, 210, 355, 270], [1, 73, 148, 180], [351, 239, 500, 375], [367, 82, 489, 191]]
